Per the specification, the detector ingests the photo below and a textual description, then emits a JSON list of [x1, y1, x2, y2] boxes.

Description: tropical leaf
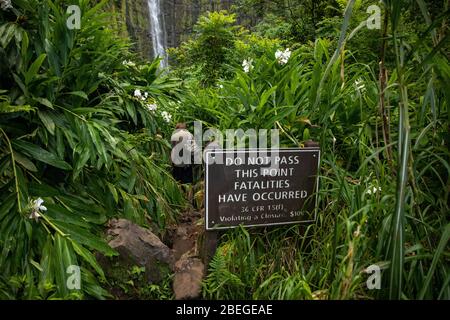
[[12, 140, 72, 170]]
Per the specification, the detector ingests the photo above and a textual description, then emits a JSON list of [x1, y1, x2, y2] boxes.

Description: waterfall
[[147, 0, 167, 68]]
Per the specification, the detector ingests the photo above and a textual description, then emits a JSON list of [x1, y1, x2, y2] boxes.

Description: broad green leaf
[[28, 182, 60, 197], [87, 123, 107, 164], [257, 86, 277, 111], [53, 220, 117, 257], [45, 204, 91, 229], [72, 242, 105, 279], [15, 166, 29, 213], [73, 147, 91, 180], [25, 54, 47, 85], [53, 235, 71, 297], [67, 91, 88, 100], [14, 151, 38, 172], [106, 182, 119, 204], [20, 29, 29, 58], [34, 97, 53, 109], [0, 23, 16, 48], [38, 237, 55, 296], [0, 194, 15, 221], [133, 194, 149, 202], [12, 140, 72, 170], [29, 259, 44, 272], [72, 108, 113, 115], [12, 73, 27, 94], [38, 110, 55, 135]]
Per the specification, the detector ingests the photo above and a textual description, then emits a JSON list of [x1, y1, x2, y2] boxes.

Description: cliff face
[[109, 0, 236, 60], [162, 0, 234, 50], [108, 0, 153, 58]]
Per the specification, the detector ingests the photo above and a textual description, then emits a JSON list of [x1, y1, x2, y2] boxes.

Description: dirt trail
[[166, 209, 205, 299], [168, 210, 202, 260]]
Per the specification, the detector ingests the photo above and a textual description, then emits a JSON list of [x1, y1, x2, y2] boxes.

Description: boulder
[[105, 218, 175, 283]]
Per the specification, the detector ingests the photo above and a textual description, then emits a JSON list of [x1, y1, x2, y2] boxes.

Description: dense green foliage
[[174, 2, 449, 299], [0, 0, 184, 299], [169, 11, 279, 87], [0, 0, 449, 300]]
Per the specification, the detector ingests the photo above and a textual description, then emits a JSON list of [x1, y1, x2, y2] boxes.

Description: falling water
[[147, 0, 167, 68]]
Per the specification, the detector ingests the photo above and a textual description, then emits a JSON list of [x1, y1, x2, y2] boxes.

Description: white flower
[[0, 0, 13, 10], [33, 198, 47, 212], [275, 48, 291, 65], [146, 103, 157, 112], [242, 59, 253, 73], [161, 111, 172, 123], [134, 89, 142, 99], [29, 198, 47, 222], [122, 60, 136, 67], [219, 84, 224, 89], [366, 185, 381, 195], [134, 89, 149, 101]]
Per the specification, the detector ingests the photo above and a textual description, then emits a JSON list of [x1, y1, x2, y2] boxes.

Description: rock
[[173, 251, 205, 300], [105, 218, 175, 283]]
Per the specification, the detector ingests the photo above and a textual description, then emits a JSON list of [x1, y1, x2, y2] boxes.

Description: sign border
[[205, 147, 321, 230]]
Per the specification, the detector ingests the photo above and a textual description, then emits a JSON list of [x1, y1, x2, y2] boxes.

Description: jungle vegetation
[[0, 0, 449, 300]]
